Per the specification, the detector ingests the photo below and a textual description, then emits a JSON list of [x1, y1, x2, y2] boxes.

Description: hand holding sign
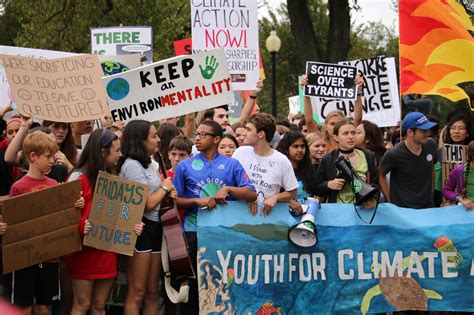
[[200, 55, 219, 80]]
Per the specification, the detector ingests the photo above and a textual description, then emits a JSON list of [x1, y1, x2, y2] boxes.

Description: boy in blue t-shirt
[[173, 120, 256, 313]]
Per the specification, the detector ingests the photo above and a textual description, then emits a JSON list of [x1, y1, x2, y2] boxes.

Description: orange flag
[[399, 0, 473, 109]]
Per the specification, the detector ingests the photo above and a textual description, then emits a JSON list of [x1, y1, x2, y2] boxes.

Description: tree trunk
[[287, 0, 322, 67], [326, 0, 351, 62]]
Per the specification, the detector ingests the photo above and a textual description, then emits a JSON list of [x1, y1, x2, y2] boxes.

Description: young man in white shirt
[[232, 113, 298, 216]]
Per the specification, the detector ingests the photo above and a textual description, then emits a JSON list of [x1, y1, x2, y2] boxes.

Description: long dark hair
[[43, 121, 77, 166], [463, 141, 474, 199], [118, 120, 152, 171], [76, 128, 118, 188], [361, 120, 386, 165], [157, 123, 182, 169], [276, 131, 315, 193], [443, 114, 472, 145]]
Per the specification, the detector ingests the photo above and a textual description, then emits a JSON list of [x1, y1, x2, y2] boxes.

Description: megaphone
[[289, 198, 319, 247], [335, 156, 379, 206]]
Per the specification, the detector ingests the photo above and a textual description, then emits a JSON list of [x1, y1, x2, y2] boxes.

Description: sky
[[260, 0, 399, 33]]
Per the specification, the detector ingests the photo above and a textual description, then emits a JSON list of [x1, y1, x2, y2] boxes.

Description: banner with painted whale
[[197, 202, 474, 314], [102, 48, 234, 123]]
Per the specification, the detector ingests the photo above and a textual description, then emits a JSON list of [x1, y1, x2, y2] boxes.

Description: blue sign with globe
[[106, 78, 130, 101], [101, 61, 130, 76]]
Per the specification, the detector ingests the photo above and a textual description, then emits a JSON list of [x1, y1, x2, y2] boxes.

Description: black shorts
[[135, 217, 163, 254], [3, 263, 59, 307]]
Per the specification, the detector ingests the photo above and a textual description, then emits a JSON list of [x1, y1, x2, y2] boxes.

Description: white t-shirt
[[232, 146, 298, 202]]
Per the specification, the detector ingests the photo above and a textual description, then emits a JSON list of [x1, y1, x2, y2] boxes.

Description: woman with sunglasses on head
[[315, 119, 378, 208], [66, 128, 143, 315], [118, 120, 176, 315]]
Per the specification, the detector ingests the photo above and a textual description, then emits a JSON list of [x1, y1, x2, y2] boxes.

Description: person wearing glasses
[[173, 120, 256, 314]]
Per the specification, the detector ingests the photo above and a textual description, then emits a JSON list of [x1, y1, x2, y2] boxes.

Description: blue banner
[[197, 202, 474, 314]]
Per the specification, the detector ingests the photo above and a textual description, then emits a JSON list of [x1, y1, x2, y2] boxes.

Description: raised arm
[[300, 74, 319, 133], [238, 78, 264, 124]]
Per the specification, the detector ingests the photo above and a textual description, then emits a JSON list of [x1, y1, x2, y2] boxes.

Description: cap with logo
[[402, 112, 437, 131]]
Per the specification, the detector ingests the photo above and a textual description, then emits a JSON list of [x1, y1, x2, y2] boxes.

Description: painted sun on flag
[[399, 0, 474, 109]]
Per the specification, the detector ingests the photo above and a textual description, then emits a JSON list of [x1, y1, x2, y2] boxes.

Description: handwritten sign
[[174, 38, 193, 56], [0, 54, 109, 122], [1, 181, 82, 274], [289, 95, 300, 115], [91, 26, 153, 65], [310, 57, 400, 127], [0, 45, 77, 110], [191, 0, 259, 90], [442, 144, 467, 186], [102, 48, 234, 123], [305, 61, 357, 99], [84, 171, 147, 256]]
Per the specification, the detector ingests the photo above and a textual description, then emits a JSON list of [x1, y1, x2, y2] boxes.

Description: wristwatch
[[160, 186, 169, 193]]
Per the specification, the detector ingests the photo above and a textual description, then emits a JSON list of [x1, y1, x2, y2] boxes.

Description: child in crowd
[[4, 131, 84, 315]]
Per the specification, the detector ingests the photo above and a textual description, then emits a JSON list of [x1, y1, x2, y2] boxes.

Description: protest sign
[[197, 202, 474, 313], [91, 26, 153, 65], [98, 54, 141, 76], [310, 57, 400, 127], [191, 0, 259, 90], [0, 54, 109, 122], [442, 144, 467, 186], [0, 45, 77, 110], [288, 95, 300, 115], [305, 61, 357, 99], [174, 38, 193, 56], [102, 48, 234, 123], [228, 91, 244, 119], [83, 171, 147, 256], [2, 181, 81, 274]]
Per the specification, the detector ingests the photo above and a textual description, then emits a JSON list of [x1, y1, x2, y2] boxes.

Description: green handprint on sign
[[199, 55, 219, 80]]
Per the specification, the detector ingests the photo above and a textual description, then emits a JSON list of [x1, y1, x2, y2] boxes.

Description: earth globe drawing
[[106, 78, 130, 101]]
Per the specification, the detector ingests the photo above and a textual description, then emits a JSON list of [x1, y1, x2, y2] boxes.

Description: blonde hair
[[23, 130, 58, 162], [324, 111, 345, 125], [306, 131, 326, 146]]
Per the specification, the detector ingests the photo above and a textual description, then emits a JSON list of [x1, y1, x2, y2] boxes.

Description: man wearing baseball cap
[[379, 112, 438, 208]]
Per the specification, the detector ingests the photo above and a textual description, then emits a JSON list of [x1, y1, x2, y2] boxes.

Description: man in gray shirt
[[379, 112, 438, 209]]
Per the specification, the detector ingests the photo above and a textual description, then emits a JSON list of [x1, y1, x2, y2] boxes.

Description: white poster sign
[[288, 96, 300, 115], [191, 0, 259, 90], [311, 56, 400, 127], [103, 48, 234, 122], [90, 26, 153, 65]]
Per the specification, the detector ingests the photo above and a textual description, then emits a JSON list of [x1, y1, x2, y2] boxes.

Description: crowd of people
[[0, 73, 472, 315]]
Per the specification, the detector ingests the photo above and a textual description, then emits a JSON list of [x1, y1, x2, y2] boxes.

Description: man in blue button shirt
[[173, 119, 256, 314]]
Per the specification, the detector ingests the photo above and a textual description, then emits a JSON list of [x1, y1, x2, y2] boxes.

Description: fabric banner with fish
[[196, 202, 474, 314]]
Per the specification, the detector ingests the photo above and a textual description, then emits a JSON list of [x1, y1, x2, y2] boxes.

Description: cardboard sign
[[442, 144, 467, 186], [304, 61, 357, 99], [310, 57, 401, 127], [0, 54, 109, 122], [84, 171, 148, 256], [103, 48, 234, 123], [91, 26, 153, 65], [1, 181, 81, 274], [174, 38, 193, 56], [0, 45, 77, 109], [191, 0, 259, 90]]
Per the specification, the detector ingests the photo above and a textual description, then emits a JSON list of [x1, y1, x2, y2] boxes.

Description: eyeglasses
[[450, 126, 466, 131], [193, 131, 215, 138]]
